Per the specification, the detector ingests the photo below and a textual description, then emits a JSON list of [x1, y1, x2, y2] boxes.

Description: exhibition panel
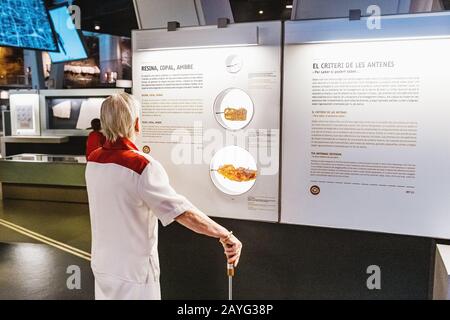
[[133, 21, 281, 222], [281, 12, 450, 239], [286, 11, 450, 43]]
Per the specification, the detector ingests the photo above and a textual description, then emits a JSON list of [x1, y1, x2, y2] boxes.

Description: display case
[[3, 153, 86, 164], [0, 153, 87, 203], [0, 153, 86, 186]]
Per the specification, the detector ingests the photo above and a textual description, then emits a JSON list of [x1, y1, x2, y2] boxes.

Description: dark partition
[[159, 218, 435, 299], [5, 136, 87, 156]]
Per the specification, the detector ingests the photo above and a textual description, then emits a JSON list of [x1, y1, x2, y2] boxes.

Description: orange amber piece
[[217, 164, 257, 182], [224, 108, 247, 121]]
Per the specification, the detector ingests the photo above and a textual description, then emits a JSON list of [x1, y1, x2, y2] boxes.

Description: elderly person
[[86, 93, 242, 300]]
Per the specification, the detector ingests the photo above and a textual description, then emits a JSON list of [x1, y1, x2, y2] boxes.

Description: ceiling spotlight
[[286, 4, 293, 9], [258, 10, 264, 15], [94, 23, 101, 31]]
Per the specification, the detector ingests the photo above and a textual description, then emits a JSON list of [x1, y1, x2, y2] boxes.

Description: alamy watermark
[[167, 122, 280, 176], [66, 265, 81, 290], [67, 5, 81, 30], [366, 265, 381, 290], [367, 5, 382, 30]]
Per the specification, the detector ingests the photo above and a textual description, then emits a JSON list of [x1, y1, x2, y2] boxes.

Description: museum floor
[[0, 198, 437, 300], [0, 200, 94, 299]]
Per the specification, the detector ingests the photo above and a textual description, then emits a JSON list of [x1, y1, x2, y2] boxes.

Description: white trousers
[[94, 272, 161, 300]]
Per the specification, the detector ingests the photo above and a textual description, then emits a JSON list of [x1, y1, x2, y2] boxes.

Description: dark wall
[[159, 218, 435, 299], [5, 136, 87, 157]]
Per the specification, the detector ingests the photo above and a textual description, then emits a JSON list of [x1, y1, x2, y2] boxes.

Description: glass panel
[[2, 154, 87, 164]]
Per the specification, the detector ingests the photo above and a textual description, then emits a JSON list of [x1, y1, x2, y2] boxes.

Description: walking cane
[[227, 263, 235, 300], [221, 232, 236, 300]]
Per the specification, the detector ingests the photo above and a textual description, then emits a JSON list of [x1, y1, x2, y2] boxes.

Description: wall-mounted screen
[[39, 89, 124, 135], [46, 97, 106, 130], [0, 0, 58, 51], [48, 5, 88, 63]]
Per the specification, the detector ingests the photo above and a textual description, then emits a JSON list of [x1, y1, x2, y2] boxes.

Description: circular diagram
[[225, 55, 243, 74], [210, 146, 258, 196], [310, 185, 320, 196], [142, 145, 151, 154], [214, 88, 254, 131]]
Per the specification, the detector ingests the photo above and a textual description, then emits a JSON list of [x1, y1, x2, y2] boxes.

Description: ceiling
[[44, 0, 294, 37], [45, 0, 138, 37], [230, 0, 293, 22], [43, 0, 449, 37]]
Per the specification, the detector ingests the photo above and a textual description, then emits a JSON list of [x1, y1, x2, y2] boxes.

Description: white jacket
[[86, 138, 195, 284]]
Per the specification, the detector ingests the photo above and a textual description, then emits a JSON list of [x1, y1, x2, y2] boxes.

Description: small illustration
[[225, 54, 243, 74], [16, 105, 33, 130]]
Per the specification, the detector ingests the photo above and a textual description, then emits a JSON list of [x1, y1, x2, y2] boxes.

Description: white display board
[[133, 0, 201, 29], [282, 17, 450, 239], [133, 22, 281, 222], [9, 90, 41, 136]]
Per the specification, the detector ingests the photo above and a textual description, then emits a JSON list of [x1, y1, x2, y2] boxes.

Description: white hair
[[100, 93, 140, 142]]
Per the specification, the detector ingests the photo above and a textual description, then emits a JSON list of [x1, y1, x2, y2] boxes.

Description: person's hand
[[220, 234, 242, 267]]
